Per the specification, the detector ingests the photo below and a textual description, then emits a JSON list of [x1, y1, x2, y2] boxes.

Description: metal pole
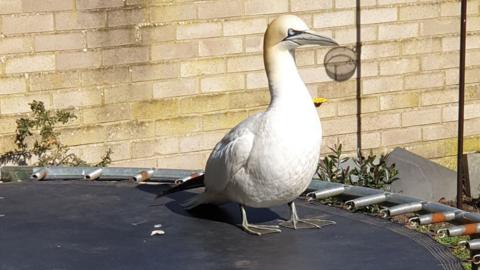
[[355, 0, 362, 150], [457, 0, 467, 210]]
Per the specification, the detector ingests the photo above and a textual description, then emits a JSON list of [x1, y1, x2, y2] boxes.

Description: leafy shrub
[[317, 144, 399, 190], [0, 100, 111, 167]]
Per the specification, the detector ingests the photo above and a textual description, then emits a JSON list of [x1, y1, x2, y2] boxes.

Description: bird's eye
[[287, 28, 296, 37]]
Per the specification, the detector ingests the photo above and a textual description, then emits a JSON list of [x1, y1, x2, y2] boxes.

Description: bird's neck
[[264, 48, 311, 110]]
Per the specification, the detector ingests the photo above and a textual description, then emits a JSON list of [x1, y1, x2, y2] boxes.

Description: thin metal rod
[[457, 0, 467, 210], [355, 0, 362, 150]]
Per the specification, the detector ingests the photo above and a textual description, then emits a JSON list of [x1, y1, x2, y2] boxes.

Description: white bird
[[168, 15, 338, 235]]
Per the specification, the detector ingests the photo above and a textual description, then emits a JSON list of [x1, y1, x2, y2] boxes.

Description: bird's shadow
[[136, 184, 283, 226]]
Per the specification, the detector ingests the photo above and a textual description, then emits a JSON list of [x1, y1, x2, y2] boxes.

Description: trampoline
[[0, 181, 462, 270]]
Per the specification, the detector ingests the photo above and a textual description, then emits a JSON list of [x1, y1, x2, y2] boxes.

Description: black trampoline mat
[[0, 181, 461, 270]]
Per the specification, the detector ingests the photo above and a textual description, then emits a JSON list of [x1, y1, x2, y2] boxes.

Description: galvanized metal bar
[[25, 167, 201, 183], [345, 193, 388, 210], [381, 202, 424, 218], [306, 180, 480, 224], [409, 211, 457, 225], [306, 186, 345, 200]]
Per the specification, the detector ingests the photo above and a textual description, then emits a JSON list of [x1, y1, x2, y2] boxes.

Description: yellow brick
[[35, 33, 85, 52], [30, 71, 82, 91], [378, 23, 418, 40], [465, 136, 480, 152], [442, 103, 480, 122], [382, 127, 421, 146], [102, 47, 149, 66], [244, 0, 288, 15], [432, 156, 457, 170], [337, 97, 379, 116], [318, 80, 356, 99], [362, 76, 403, 95], [313, 10, 354, 28], [402, 108, 441, 127], [441, 1, 480, 17], [0, 77, 27, 95], [179, 134, 209, 153], [0, 0, 21, 15], [111, 158, 157, 168], [6, 54, 55, 74], [420, 19, 459, 36], [335, 0, 374, 8], [292, 0, 332, 12], [132, 99, 178, 120], [405, 72, 444, 90], [298, 66, 330, 84], [157, 152, 208, 170], [362, 43, 400, 60], [131, 63, 179, 82], [318, 102, 336, 118], [155, 116, 203, 136], [53, 89, 102, 109], [81, 67, 130, 86], [408, 139, 458, 159], [227, 55, 263, 72], [295, 50, 315, 66], [83, 104, 132, 124], [338, 132, 380, 151], [107, 8, 146, 27], [153, 78, 198, 99], [333, 26, 377, 45], [380, 92, 419, 110], [177, 22, 222, 40], [140, 25, 176, 43], [107, 142, 131, 161], [55, 11, 106, 30], [399, 4, 440, 20], [402, 38, 442, 55], [151, 41, 198, 60], [132, 137, 179, 158], [0, 37, 32, 55], [223, 18, 267, 36], [442, 36, 480, 52], [106, 121, 155, 141], [201, 74, 245, 93], [0, 135, 17, 153], [56, 51, 101, 70], [59, 125, 107, 146], [245, 35, 263, 53], [199, 37, 243, 57], [198, 0, 243, 19], [421, 53, 458, 71], [2, 14, 53, 34], [246, 72, 268, 89], [421, 89, 458, 106], [0, 117, 17, 134], [362, 113, 401, 131], [202, 111, 248, 131], [422, 122, 457, 141], [0, 94, 51, 114], [104, 83, 152, 104], [379, 58, 419, 76], [362, 8, 398, 24], [151, 4, 196, 23], [322, 116, 357, 136], [178, 93, 230, 114], [77, 0, 123, 10], [181, 58, 225, 77], [87, 29, 135, 48], [229, 89, 269, 109]]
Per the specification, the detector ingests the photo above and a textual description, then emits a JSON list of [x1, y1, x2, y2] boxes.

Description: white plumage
[[184, 15, 338, 235]]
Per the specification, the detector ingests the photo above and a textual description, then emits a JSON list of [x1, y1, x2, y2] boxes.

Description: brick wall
[[0, 0, 479, 170]]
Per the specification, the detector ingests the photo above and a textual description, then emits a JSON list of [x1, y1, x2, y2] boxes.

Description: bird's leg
[[279, 201, 336, 229], [240, 205, 281, 236]]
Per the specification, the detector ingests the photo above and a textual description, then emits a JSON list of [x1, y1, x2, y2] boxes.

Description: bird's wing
[[204, 113, 261, 193]]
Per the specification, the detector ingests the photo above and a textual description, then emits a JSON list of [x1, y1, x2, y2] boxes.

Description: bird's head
[[264, 15, 338, 52]]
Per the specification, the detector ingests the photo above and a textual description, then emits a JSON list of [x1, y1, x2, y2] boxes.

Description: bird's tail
[[158, 172, 205, 197]]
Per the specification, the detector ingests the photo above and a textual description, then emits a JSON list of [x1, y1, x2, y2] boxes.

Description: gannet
[[167, 15, 338, 235]]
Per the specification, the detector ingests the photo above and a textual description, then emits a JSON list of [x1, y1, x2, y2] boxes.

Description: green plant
[[0, 100, 112, 167], [317, 144, 399, 190]]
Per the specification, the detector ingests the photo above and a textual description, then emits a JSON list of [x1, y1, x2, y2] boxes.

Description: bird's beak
[[284, 30, 338, 47], [313, 97, 328, 107]]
